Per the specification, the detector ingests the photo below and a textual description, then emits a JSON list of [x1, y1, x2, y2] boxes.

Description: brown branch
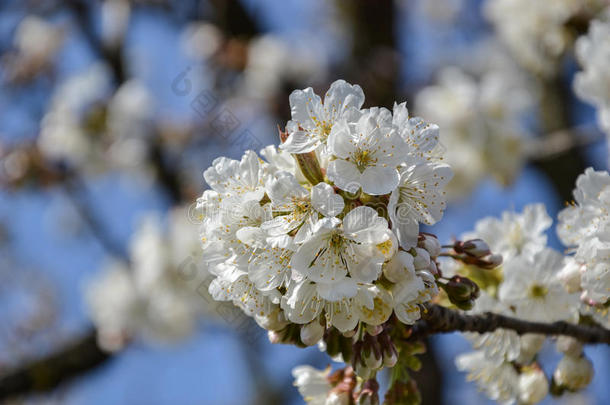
[[411, 304, 610, 344], [0, 330, 110, 401]]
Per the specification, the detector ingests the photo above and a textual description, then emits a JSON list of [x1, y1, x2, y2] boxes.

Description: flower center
[[376, 239, 393, 256], [292, 197, 311, 216], [528, 284, 548, 299], [353, 149, 375, 172]]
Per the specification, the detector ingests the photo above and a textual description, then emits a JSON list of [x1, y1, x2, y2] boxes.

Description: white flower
[[85, 261, 137, 351], [574, 16, 610, 139], [262, 173, 343, 242], [290, 206, 388, 286], [389, 257, 437, 325], [260, 144, 299, 177], [499, 248, 579, 323], [203, 150, 266, 202], [518, 368, 548, 405], [456, 351, 519, 404], [558, 168, 610, 246], [388, 162, 452, 249], [14, 16, 63, 65], [326, 108, 409, 195], [86, 210, 205, 348], [463, 292, 521, 362], [38, 63, 112, 168], [243, 34, 327, 101], [281, 80, 365, 153], [558, 168, 610, 304], [392, 102, 441, 161], [415, 63, 531, 197], [464, 203, 551, 261], [484, 0, 591, 76], [292, 365, 348, 405], [281, 280, 392, 332]]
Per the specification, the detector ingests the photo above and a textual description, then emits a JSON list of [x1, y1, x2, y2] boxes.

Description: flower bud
[[356, 379, 380, 405], [325, 329, 342, 358], [413, 248, 431, 270], [300, 320, 325, 346], [478, 253, 503, 269], [458, 239, 491, 257], [418, 234, 441, 257], [518, 367, 548, 405], [366, 324, 383, 336], [556, 336, 583, 357], [379, 334, 398, 367], [446, 275, 480, 301], [383, 250, 415, 283], [293, 150, 325, 185], [517, 334, 545, 364], [267, 330, 282, 344], [444, 275, 480, 310], [342, 328, 357, 338], [362, 338, 382, 370], [553, 354, 594, 391], [354, 362, 373, 379]]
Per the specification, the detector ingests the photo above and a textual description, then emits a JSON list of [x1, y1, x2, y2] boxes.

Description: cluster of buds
[[451, 239, 503, 269], [350, 328, 398, 378]]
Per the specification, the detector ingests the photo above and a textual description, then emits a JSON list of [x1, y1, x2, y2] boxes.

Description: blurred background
[[0, 0, 608, 404]]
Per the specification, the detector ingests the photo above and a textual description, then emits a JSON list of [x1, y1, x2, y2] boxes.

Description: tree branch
[[0, 330, 109, 401], [411, 304, 610, 344]]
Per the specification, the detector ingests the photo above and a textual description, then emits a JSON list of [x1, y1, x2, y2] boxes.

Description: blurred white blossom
[[416, 63, 532, 198], [86, 208, 208, 349]]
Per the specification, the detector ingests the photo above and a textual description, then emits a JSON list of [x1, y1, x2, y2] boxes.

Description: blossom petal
[[360, 166, 399, 195], [311, 182, 344, 217], [327, 160, 361, 194]]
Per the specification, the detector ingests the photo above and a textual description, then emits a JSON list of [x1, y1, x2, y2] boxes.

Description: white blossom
[[484, 0, 601, 76], [281, 80, 365, 154], [388, 162, 452, 249], [290, 207, 388, 286], [262, 173, 343, 242], [415, 64, 531, 197], [574, 14, 610, 142], [456, 351, 520, 404], [292, 365, 347, 405], [499, 248, 579, 323], [86, 209, 206, 348], [463, 203, 552, 261], [558, 168, 610, 304], [327, 108, 409, 195]]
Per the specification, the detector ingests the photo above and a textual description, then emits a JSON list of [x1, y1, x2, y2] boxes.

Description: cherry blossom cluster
[[446, 195, 607, 404], [197, 79, 451, 353]]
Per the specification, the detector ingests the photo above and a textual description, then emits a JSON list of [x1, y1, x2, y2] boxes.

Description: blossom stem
[[410, 304, 610, 344]]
